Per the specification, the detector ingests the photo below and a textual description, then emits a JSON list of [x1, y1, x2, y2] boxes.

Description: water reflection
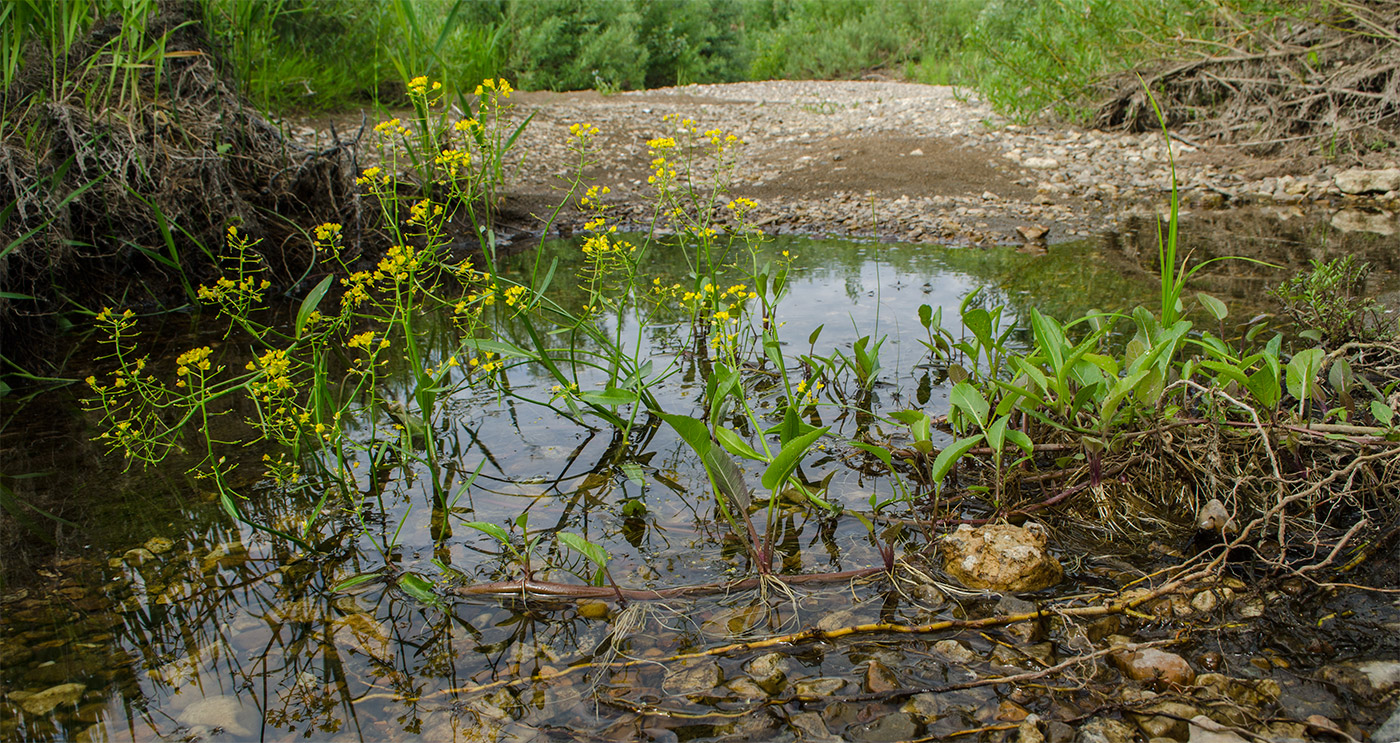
[[3, 231, 1393, 741]]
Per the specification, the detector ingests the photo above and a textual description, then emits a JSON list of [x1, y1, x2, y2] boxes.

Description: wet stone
[[725, 676, 769, 700], [902, 692, 947, 723], [934, 639, 979, 664], [745, 652, 790, 694], [863, 659, 900, 693], [794, 677, 846, 696], [846, 711, 918, 742], [1131, 701, 1197, 739], [1186, 716, 1249, 743], [576, 600, 609, 620], [143, 537, 174, 555], [1018, 719, 1046, 743], [1075, 717, 1135, 743], [0, 638, 33, 667], [17, 683, 86, 716], [1113, 647, 1196, 687], [121, 548, 155, 567], [788, 711, 837, 742], [666, 660, 722, 696]]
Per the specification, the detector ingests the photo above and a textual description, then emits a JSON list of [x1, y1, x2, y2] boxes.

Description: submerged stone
[[143, 537, 174, 555], [18, 683, 86, 716], [177, 695, 253, 737], [941, 522, 1062, 592]]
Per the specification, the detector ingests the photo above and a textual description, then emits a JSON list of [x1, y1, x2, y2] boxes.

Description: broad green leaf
[[661, 413, 712, 459], [1371, 400, 1394, 427], [949, 381, 989, 429], [464, 338, 530, 359], [463, 521, 512, 546], [1004, 429, 1034, 455], [850, 441, 893, 469], [761, 426, 830, 491], [986, 415, 1008, 453], [1197, 292, 1228, 321], [808, 324, 824, 346], [1286, 348, 1325, 403], [578, 387, 638, 407], [558, 533, 609, 569], [716, 426, 766, 462], [930, 435, 983, 486], [918, 304, 932, 329], [397, 573, 439, 604], [1247, 367, 1281, 410], [704, 448, 750, 509]]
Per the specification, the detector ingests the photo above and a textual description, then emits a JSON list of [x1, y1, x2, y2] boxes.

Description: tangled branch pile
[[1095, 0, 1399, 154], [0, 1, 360, 352]]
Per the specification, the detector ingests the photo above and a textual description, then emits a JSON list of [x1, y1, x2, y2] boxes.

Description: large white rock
[[1335, 168, 1400, 195], [941, 523, 1062, 592]]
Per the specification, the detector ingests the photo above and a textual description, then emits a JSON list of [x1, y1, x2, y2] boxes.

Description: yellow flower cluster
[[356, 166, 391, 188], [407, 76, 443, 98], [581, 234, 635, 256], [578, 185, 609, 208], [794, 378, 826, 404], [474, 78, 513, 97], [245, 348, 293, 400], [406, 200, 444, 227], [569, 122, 600, 142], [435, 148, 470, 171], [313, 222, 342, 243], [175, 346, 214, 388], [374, 118, 409, 137], [454, 118, 481, 134], [376, 244, 420, 282]]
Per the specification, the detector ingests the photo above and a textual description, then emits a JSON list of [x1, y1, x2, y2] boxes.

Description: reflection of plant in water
[[82, 75, 1400, 635]]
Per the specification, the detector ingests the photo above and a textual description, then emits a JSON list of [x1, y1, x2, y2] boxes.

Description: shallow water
[[2, 224, 1399, 742]]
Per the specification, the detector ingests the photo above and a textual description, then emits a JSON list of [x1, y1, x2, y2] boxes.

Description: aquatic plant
[[82, 75, 1400, 615]]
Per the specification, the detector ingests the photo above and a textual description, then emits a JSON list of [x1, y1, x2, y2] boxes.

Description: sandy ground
[[295, 80, 1400, 246]]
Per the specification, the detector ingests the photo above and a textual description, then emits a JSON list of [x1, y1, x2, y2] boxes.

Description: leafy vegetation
[[79, 79, 1399, 601]]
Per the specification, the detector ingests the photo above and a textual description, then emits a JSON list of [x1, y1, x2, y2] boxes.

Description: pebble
[[1113, 647, 1196, 686], [176, 695, 254, 736], [13, 683, 86, 716]]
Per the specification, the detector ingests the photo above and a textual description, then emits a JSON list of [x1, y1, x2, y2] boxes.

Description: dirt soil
[[294, 80, 1400, 246]]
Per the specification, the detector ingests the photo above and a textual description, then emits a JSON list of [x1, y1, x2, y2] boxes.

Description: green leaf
[[808, 324, 824, 346], [1371, 400, 1394, 427], [985, 415, 1008, 453], [558, 533, 610, 569], [1246, 367, 1281, 410], [918, 304, 932, 329], [333, 572, 383, 592], [761, 426, 830, 491], [397, 573, 439, 605], [1286, 348, 1325, 403], [930, 435, 983, 487], [661, 413, 712, 460], [578, 387, 638, 407], [949, 381, 989, 429], [464, 338, 530, 359], [463, 520, 512, 546], [850, 441, 893, 469], [704, 447, 750, 509], [1004, 429, 1034, 455], [716, 426, 766, 462], [295, 275, 334, 338], [1197, 292, 1228, 321]]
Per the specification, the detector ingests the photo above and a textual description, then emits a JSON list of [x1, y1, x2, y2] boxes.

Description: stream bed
[[3, 212, 1400, 743]]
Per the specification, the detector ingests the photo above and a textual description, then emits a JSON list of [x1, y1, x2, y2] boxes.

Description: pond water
[[2, 217, 1399, 742]]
